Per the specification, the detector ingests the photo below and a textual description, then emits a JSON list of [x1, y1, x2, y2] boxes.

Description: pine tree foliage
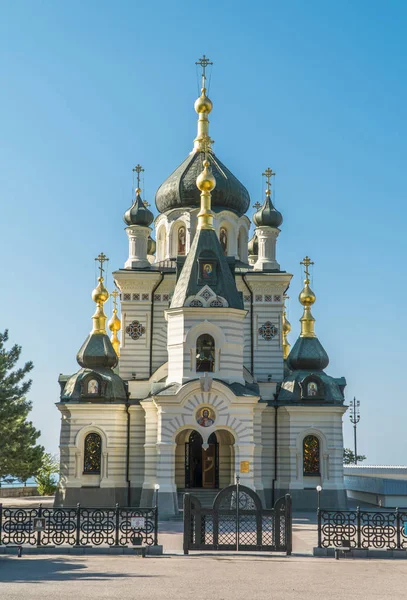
[[0, 330, 44, 482]]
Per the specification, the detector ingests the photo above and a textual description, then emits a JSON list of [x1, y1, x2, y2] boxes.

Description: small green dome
[[147, 236, 156, 255], [248, 233, 258, 256], [253, 194, 283, 228], [77, 333, 118, 370], [288, 336, 329, 371], [124, 192, 154, 227]]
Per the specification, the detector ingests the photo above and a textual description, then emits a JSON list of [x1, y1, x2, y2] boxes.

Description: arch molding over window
[[83, 433, 102, 474]]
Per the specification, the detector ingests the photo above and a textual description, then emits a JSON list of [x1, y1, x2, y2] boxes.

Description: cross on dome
[[196, 54, 213, 89], [111, 289, 119, 310], [95, 252, 109, 279], [300, 256, 314, 281], [262, 168, 276, 195]]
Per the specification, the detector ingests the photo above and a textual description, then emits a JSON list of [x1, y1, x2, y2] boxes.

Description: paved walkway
[[1, 553, 406, 599]]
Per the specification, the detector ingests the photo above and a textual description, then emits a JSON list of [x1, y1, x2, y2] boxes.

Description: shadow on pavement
[[0, 557, 157, 582]]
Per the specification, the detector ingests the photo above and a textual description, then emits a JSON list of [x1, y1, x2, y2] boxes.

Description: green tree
[[343, 448, 367, 465], [35, 453, 59, 495], [0, 330, 44, 483]]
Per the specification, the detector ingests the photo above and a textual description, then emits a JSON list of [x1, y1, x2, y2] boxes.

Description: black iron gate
[[183, 483, 292, 554]]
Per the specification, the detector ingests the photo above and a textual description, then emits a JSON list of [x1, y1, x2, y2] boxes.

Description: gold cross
[[253, 202, 262, 211], [196, 54, 213, 88], [143, 200, 151, 208], [201, 134, 214, 159], [262, 168, 276, 195], [111, 289, 119, 309], [95, 252, 109, 279], [300, 256, 314, 279], [132, 164, 144, 189]]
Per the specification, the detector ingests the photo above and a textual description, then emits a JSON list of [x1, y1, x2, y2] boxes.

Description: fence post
[[183, 493, 191, 555], [317, 508, 322, 548], [154, 507, 158, 546], [285, 494, 292, 556], [356, 506, 361, 549], [114, 503, 120, 547], [396, 507, 401, 550], [75, 503, 81, 547], [36, 504, 42, 547], [0, 503, 2, 546]]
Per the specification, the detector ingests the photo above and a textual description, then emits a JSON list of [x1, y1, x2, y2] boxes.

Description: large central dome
[[155, 150, 250, 216]]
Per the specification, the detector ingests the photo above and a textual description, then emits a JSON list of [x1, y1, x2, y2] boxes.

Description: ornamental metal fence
[[0, 503, 158, 548], [318, 507, 407, 550]]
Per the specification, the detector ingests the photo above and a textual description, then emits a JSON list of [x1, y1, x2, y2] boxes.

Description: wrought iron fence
[[0, 503, 158, 547], [318, 507, 407, 550]]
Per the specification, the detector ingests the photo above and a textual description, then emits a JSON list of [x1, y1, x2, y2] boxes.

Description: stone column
[[125, 225, 151, 269], [140, 400, 158, 506], [253, 227, 280, 271]]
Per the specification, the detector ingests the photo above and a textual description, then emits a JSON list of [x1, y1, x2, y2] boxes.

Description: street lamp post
[[349, 397, 361, 464], [316, 485, 322, 511]]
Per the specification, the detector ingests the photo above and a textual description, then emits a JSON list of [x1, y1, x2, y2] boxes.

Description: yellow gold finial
[[108, 289, 121, 356], [193, 55, 214, 152], [299, 256, 317, 338], [92, 253, 110, 334], [282, 294, 291, 359], [196, 147, 216, 230]]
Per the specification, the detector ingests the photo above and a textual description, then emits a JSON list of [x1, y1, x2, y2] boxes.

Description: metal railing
[[0, 503, 158, 547], [318, 507, 407, 550]]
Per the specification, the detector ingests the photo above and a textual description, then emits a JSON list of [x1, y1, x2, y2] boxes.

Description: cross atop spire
[[253, 202, 262, 211], [196, 54, 213, 90], [111, 289, 119, 310], [95, 252, 109, 280], [132, 164, 144, 191], [300, 255, 314, 282], [262, 167, 276, 196]]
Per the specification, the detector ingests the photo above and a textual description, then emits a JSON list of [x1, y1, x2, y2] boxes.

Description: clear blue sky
[[1, 1, 406, 465]]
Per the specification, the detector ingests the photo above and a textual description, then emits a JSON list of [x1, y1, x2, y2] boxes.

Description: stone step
[[177, 488, 220, 508]]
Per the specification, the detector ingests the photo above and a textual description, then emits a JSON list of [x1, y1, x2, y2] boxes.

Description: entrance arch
[[174, 429, 235, 490]]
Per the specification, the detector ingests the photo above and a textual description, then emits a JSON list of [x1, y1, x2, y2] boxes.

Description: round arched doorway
[[175, 429, 235, 491]]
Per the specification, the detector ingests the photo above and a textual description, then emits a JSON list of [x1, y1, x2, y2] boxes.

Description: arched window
[[219, 227, 228, 255], [196, 334, 215, 372], [303, 435, 320, 476], [83, 433, 102, 474], [178, 226, 186, 255]]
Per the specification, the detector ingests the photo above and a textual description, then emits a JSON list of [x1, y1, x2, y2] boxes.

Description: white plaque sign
[[130, 517, 146, 529]]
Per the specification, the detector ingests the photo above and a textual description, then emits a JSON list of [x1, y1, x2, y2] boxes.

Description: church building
[[55, 57, 348, 514]]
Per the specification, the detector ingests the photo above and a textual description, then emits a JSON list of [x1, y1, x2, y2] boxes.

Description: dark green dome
[[248, 233, 258, 256], [124, 193, 154, 227], [77, 333, 118, 370], [253, 194, 283, 228], [155, 150, 250, 216], [288, 336, 329, 371]]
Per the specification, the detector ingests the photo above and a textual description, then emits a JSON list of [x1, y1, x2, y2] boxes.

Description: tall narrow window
[[219, 227, 228, 255], [83, 433, 102, 474], [196, 334, 215, 372], [303, 435, 320, 476], [178, 226, 186, 255]]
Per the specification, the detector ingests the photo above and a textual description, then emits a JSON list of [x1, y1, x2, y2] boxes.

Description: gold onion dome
[[299, 282, 316, 307], [92, 278, 109, 305], [197, 159, 216, 192], [194, 90, 213, 114]]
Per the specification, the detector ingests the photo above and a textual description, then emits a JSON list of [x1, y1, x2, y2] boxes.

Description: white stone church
[[55, 59, 348, 514]]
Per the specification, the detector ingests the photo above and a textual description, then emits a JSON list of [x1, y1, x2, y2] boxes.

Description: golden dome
[[196, 159, 216, 192], [283, 314, 291, 335], [299, 283, 316, 307], [194, 91, 213, 114], [92, 278, 109, 304], [108, 311, 121, 332]]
